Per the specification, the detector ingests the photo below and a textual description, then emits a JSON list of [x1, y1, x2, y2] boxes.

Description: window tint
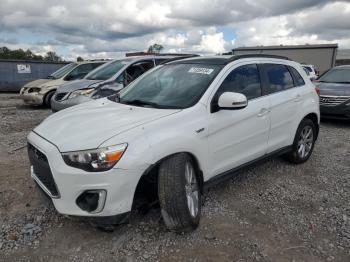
[[217, 64, 262, 100], [304, 66, 313, 72], [65, 63, 99, 80], [124, 61, 155, 85], [264, 64, 294, 93], [91, 62, 104, 70], [85, 60, 129, 80], [155, 58, 169, 65], [50, 63, 77, 79], [302, 67, 310, 76], [74, 63, 96, 74], [318, 68, 350, 83], [289, 66, 305, 86]]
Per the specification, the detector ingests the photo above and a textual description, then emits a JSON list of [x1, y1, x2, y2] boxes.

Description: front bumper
[[27, 131, 145, 218], [20, 93, 44, 105], [320, 102, 350, 120], [51, 94, 92, 112]]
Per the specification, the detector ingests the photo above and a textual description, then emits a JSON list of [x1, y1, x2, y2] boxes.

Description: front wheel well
[[132, 152, 204, 212], [43, 89, 57, 106]]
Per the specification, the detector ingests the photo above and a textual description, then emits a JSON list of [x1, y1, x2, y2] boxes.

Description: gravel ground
[[0, 93, 349, 261]]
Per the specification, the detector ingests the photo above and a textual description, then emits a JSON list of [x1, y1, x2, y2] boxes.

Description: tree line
[[0, 43, 164, 62], [0, 46, 63, 62]]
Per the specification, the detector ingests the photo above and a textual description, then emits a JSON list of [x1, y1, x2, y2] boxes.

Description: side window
[[155, 59, 168, 65], [65, 63, 95, 80], [264, 64, 294, 93], [91, 62, 104, 70], [217, 64, 262, 100], [124, 61, 155, 85], [289, 66, 305, 86]]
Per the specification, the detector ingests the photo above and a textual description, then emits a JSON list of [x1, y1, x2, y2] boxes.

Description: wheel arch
[[132, 151, 204, 211], [303, 112, 319, 140], [43, 89, 57, 106]]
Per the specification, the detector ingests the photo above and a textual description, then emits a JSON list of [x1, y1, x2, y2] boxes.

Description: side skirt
[[203, 146, 292, 190]]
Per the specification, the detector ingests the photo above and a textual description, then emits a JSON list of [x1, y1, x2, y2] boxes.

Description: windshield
[[85, 60, 129, 80], [50, 63, 77, 79], [319, 68, 350, 83], [117, 63, 223, 109]]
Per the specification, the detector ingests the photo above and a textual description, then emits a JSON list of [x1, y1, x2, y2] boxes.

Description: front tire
[[284, 118, 316, 164], [158, 153, 201, 232], [43, 90, 56, 108]]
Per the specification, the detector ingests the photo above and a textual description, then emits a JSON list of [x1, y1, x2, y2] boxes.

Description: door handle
[[257, 108, 269, 117], [294, 94, 302, 102]]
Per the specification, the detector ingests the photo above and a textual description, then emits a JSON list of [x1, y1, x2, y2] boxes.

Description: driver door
[[207, 63, 270, 178]]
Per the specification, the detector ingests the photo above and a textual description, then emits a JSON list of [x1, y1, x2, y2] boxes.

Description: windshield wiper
[[47, 75, 56, 79], [121, 99, 161, 108]]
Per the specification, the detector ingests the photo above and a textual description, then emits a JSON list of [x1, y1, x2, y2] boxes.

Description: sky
[[1, 0, 350, 60]]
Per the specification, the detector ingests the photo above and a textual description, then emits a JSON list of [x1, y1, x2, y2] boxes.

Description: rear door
[[260, 63, 304, 153]]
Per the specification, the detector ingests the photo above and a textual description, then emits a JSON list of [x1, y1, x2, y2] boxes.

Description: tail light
[[312, 80, 320, 96], [315, 87, 320, 96]]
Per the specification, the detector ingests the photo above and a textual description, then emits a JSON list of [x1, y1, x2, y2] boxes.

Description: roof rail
[[158, 54, 199, 65], [229, 54, 290, 61]]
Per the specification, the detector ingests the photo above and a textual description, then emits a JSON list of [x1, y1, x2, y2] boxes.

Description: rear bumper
[[51, 95, 92, 112], [20, 93, 44, 105]]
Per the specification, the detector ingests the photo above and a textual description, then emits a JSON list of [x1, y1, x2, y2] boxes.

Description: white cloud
[[233, 1, 350, 48], [0, 0, 349, 59]]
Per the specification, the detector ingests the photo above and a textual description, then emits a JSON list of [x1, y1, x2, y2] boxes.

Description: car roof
[[77, 60, 108, 64], [106, 55, 192, 63], [169, 54, 291, 65]]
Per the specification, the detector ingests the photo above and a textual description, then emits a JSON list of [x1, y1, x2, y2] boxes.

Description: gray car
[[51, 56, 185, 112], [316, 65, 350, 120]]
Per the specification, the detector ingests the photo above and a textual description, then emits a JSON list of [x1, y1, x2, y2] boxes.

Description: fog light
[[76, 190, 107, 213]]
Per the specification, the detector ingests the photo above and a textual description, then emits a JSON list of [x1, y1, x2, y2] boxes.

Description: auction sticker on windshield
[[188, 67, 214, 75]]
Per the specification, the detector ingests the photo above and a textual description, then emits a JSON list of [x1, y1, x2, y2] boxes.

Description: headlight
[[27, 87, 41, 93], [68, 88, 95, 99], [62, 143, 127, 172]]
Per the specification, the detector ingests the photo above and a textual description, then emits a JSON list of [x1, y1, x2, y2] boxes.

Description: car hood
[[24, 79, 51, 88], [39, 79, 65, 88], [34, 99, 181, 152], [318, 82, 350, 96], [58, 79, 102, 93]]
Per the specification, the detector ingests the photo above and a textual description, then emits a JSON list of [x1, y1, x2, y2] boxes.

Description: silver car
[[51, 56, 184, 111]]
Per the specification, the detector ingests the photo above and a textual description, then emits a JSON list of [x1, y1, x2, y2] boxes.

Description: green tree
[[77, 56, 84, 62], [0, 46, 58, 61], [147, 43, 164, 54], [44, 51, 62, 62]]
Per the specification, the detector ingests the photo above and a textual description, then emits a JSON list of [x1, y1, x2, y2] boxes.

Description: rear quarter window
[[289, 66, 305, 86]]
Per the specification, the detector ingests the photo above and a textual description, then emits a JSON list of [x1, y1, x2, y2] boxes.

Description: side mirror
[[218, 92, 248, 110]]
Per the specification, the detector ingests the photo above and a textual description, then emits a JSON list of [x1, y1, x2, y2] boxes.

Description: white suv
[[27, 55, 320, 232]]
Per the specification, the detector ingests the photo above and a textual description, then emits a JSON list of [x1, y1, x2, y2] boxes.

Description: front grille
[[54, 92, 68, 101], [27, 143, 60, 198], [319, 95, 350, 106]]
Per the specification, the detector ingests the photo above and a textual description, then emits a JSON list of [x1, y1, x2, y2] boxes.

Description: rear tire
[[158, 153, 201, 232], [284, 118, 316, 164], [43, 90, 56, 108]]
